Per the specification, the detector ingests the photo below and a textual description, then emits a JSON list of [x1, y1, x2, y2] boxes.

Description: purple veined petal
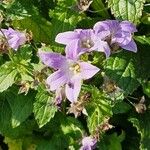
[[120, 21, 137, 33], [16, 32, 27, 45], [107, 20, 120, 32], [112, 31, 132, 45], [93, 21, 110, 34], [95, 31, 110, 40], [1, 28, 14, 37], [55, 31, 79, 45], [8, 32, 26, 50], [46, 70, 68, 91], [78, 29, 94, 39], [65, 39, 81, 60], [8, 35, 20, 50], [92, 40, 111, 58], [74, 29, 83, 34], [80, 136, 97, 150], [38, 51, 67, 69], [7, 28, 16, 34], [93, 20, 120, 34], [65, 76, 82, 103], [120, 39, 137, 53], [79, 62, 100, 80]]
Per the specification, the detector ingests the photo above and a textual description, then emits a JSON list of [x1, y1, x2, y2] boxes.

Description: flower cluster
[[0, 28, 27, 51], [39, 20, 137, 106]]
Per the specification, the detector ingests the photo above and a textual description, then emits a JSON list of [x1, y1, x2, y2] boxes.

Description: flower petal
[[80, 62, 100, 79], [92, 39, 111, 58], [93, 20, 120, 33], [120, 21, 137, 32], [46, 70, 68, 91], [120, 39, 137, 52], [55, 31, 79, 45], [8, 36, 20, 50], [38, 51, 67, 69], [112, 31, 132, 45], [65, 39, 80, 60], [65, 77, 82, 103]]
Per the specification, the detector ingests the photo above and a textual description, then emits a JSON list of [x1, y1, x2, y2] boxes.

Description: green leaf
[[112, 101, 132, 114], [105, 51, 139, 95], [36, 115, 83, 150], [0, 62, 18, 92], [0, 89, 36, 138], [33, 85, 57, 128], [129, 110, 150, 150], [108, 0, 145, 23], [142, 81, 150, 98], [105, 36, 150, 95], [98, 132, 125, 150], [6, 90, 35, 128], [12, 46, 34, 82], [86, 86, 112, 134]]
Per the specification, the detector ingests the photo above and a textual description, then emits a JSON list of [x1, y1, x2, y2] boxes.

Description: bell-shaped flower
[[0, 28, 27, 50], [38, 51, 100, 103], [93, 20, 137, 52], [80, 136, 97, 150], [55, 29, 111, 59]]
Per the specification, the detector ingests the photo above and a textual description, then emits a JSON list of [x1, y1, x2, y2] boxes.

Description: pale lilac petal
[[79, 29, 94, 39], [1, 28, 27, 50], [94, 20, 120, 33], [120, 21, 137, 32], [112, 31, 132, 45], [120, 39, 137, 52], [38, 51, 67, 69], [65, 39, 80, 60], [80, 62, 100, 79], [8, 36, 20, 50], [46, 70, 68, 91], [55, 31, 79, 45], [93, 21, 110, 33], [65, 77, 82, 103], [92, 40, 111, 58], [95, 31, 110, 40], [80, 137, 97, 150]]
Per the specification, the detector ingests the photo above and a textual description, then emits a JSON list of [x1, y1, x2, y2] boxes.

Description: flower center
[[81, 38, 94, 48], [69, 63, 81, 74]]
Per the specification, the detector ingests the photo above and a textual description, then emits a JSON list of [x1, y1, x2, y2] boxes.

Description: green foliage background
[[0, 0, 150, 149]]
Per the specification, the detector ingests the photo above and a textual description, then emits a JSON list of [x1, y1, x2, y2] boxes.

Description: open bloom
[[0, 28, 27, 50], [38, 51, 100, 103], [93, 20, 137, 52], [80, 136, 97, 150], [55, 29, 111, 59]]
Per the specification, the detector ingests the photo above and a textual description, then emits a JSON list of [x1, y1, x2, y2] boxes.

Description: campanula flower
[[55, 29, 111, 59], [80, 136, 97, 150], [0, 28, 27, 50], [93, 20, 137, 52], [38, 51, 100, 103]]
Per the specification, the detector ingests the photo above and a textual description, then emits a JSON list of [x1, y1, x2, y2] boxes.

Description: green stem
[[91, 0, 110, 18]]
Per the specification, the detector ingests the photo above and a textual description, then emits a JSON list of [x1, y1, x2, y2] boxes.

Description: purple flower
[[0, 28, 27, 50], [80, 136, 97, 150], [55, 29, 111, 59], [38, 51, 100, 103], [93, 20, 137, 52]]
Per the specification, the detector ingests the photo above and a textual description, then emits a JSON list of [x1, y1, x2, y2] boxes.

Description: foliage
[[0, 0, 150, 149]]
